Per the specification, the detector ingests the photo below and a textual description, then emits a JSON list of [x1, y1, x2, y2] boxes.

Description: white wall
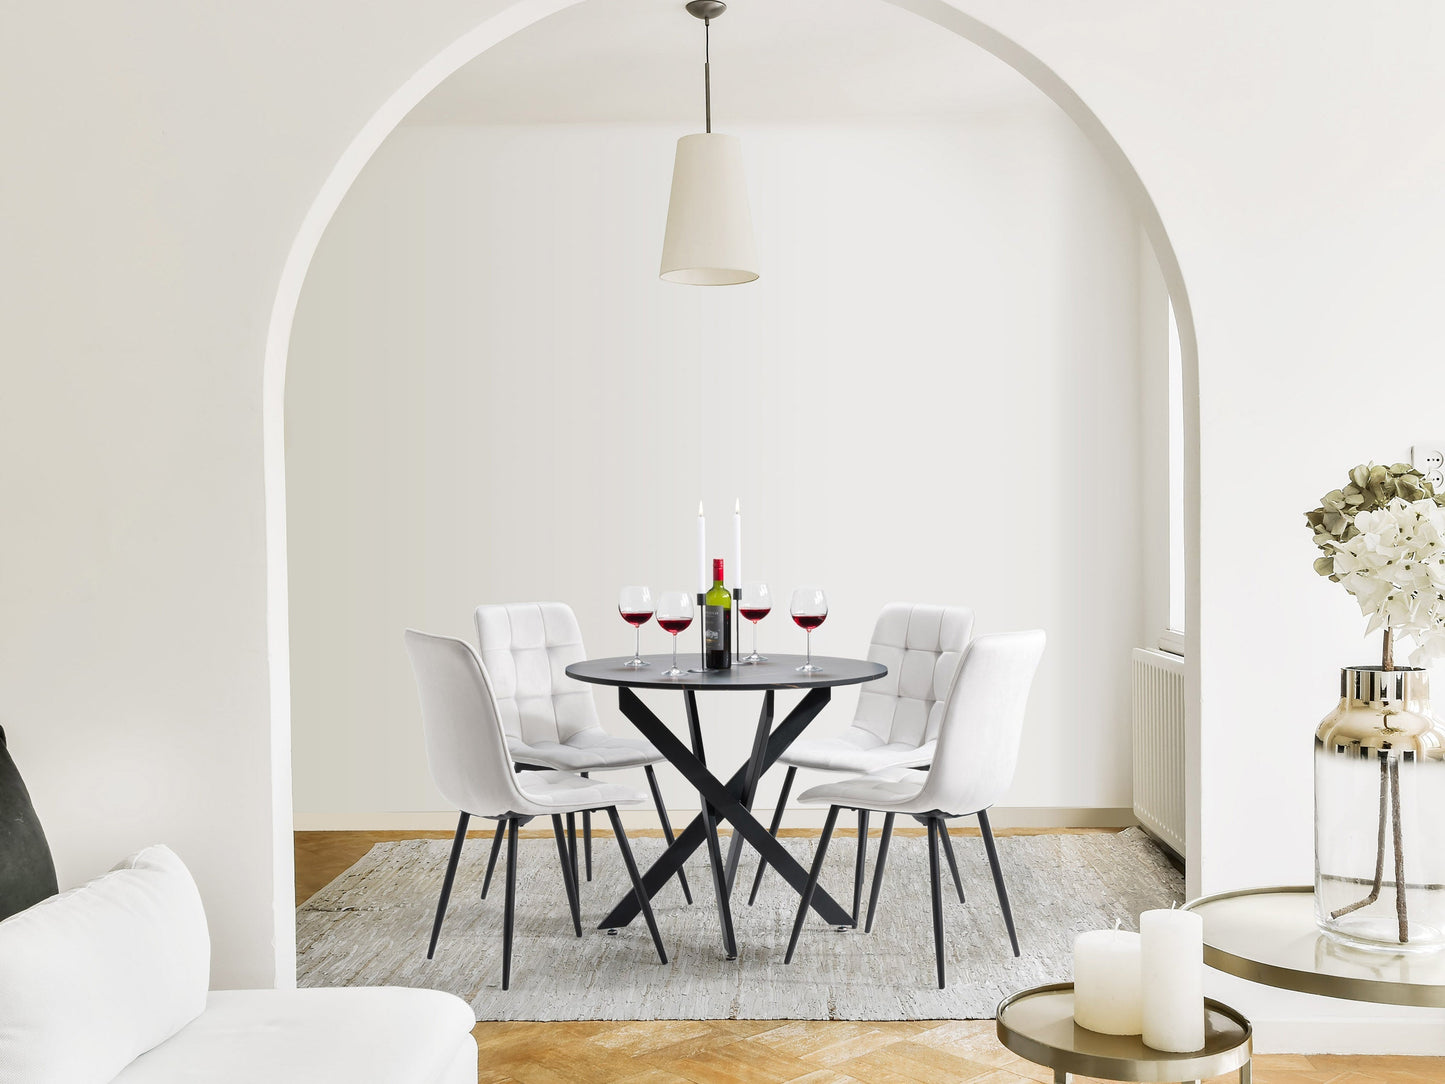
[[287, 114, 1150, 827], [0, 0, 504, 990]]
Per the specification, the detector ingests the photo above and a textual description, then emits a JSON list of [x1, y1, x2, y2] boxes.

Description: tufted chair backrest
[[853, 603, 975, 748], [403, 629, 531, 818], [473, 602, 601, 746], [915, 629, 1046, 816]]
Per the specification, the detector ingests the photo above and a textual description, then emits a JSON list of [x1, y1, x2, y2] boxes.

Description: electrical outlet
[[1412, 444, 1445, 489]]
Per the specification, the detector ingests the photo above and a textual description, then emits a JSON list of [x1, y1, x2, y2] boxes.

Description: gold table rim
[[994, 982, 1252, 1082], [1184, 885, 1445, 1008]]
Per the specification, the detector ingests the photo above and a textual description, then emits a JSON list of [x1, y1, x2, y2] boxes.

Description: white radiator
[[1131, 648, 1186, 858]]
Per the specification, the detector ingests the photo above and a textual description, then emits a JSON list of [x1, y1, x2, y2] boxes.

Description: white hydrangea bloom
[[1331, 497, 1445, 665]]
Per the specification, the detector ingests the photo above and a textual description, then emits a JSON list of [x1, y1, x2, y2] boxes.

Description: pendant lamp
[[659, 1, 759, 285]]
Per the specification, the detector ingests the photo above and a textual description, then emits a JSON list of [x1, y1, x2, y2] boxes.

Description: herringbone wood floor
[[296, 830, 1443, 1084]]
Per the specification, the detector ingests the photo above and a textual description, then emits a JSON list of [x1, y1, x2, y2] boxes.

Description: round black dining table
[[566, 652, 887, 959]]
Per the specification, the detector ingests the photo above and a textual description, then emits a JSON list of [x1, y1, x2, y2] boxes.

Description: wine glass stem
[[753, 622, 759, 656], [635, 625, 641, 661], [672, 634, 678, 672], [806, 629, 812, 669]]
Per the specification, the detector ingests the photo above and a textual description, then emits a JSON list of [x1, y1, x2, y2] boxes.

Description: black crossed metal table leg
[[684, 690, 738, 960], [723, 690, 774, 895], [598, 685, 854, 936]]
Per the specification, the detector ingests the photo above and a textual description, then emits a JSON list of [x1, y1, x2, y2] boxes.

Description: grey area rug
[[296, 827, 1181, 1021]]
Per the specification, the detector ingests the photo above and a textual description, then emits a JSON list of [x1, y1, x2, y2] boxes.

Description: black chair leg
[[566, 811, 578, 888], [428, 811, 470, 960], [645, 764, 692, 904], [978, 808, 1019, 956], [748, 765, 796, 906], [607, 806, 668, 964], [581, 773, 593, 882], [927, 817, 946, 988], [937, 820, 966, 904], [480, 819, 505, 899], [852, 808, 870, 928], [786, 805, 840, 963], [502, 817, 519, 990], [864, 812, 895, 933], [551, 814, 582, 937]]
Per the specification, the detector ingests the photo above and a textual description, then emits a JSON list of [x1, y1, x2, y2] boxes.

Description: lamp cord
[[704, 19, 712, 133]]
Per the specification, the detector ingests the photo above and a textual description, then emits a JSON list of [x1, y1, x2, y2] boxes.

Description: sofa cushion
[[0, 724, 59, 921], [109, 988, 478, 1084], [0, 844, 209, 1084]]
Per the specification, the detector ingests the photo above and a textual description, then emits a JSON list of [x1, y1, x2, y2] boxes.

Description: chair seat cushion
[[778, 734, 935, 774], [515, 770, 646, 813], [797, 767, 930, 813], [508, 729, 661, 772], [109, 988, 477, 1084]]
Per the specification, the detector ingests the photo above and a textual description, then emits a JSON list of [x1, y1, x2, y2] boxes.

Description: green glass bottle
[[703, 557, 732, 670]]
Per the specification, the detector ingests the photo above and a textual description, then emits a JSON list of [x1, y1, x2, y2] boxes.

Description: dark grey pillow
[[0, 725, 58, 920]]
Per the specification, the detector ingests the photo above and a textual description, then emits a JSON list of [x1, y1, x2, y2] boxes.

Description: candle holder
[[997, 983, 1252, 1084], [734, 586, 741, 663]]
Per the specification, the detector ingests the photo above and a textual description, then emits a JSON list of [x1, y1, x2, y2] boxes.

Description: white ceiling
[[406, 0, 1045, 126]]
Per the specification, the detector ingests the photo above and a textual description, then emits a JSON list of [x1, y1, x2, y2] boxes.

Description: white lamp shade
[[660, 133, 759, 285]]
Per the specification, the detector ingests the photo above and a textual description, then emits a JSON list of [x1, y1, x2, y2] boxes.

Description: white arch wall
[[2, 0, 1444, 1048]]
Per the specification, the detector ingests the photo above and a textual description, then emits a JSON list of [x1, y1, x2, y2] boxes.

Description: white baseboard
[[1208, 970, 1445, 1055], [1252, 1017, 1445, 1056], [292, 806, 1138, 832]]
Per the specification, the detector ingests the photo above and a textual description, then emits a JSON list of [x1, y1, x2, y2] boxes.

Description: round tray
[[995, 982, 1251, 1083], [1184, 885, 1445, 1007]]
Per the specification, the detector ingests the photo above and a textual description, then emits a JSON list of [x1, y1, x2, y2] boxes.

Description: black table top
[[566, 654, 887, 692]]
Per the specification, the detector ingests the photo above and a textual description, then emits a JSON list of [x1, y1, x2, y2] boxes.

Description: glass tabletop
[[565, 654, 887, 691], [995, 983, 1251, 1082], [1184, 886, 1445, 1006]]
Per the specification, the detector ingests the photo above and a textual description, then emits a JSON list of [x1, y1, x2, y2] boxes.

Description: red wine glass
[[618, 586, 653, 669], [739, 582, 771, 664], [790, 586, 827, 673], [656, 590, 693, 678]]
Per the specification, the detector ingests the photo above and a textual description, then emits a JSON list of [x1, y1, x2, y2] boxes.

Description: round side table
[[996, 982, 1252, 1084], [1184, 886, 1445, 1007]]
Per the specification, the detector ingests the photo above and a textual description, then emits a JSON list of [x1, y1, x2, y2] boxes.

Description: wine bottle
[[702, 557, 732, 670]]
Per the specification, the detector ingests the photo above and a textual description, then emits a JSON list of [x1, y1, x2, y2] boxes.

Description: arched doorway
[[263, 0, 1199, 979]]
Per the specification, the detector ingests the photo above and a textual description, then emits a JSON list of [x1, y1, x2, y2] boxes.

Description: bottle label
[[704, 607, 725, 651]]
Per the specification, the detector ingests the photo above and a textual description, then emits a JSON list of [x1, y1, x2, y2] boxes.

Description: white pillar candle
[[1072, 929, 1143, 1035], [733, 498, 743, 591], [1141, 908, 1205, 1052], [697, 502, 707, 594]]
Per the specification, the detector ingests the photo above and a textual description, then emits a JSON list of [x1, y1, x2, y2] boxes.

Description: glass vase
[[1315, 666, 1445, 952]]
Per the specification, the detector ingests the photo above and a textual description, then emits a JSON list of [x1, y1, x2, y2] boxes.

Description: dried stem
[[1392, 756, 1409, 943], [1383, 626, 1395, 671], [1330, 755, 1389, 920], [1328, 753, 1410, 944]]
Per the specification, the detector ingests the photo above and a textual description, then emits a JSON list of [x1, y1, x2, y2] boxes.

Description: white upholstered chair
[[474, 602, 691, 903], [747, 602, 974, 924], [784, 629, 1045, 988], [404, 629, 667, 990]]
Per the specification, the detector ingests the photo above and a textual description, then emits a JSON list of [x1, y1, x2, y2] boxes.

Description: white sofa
[[0, 845, 477, 1084]]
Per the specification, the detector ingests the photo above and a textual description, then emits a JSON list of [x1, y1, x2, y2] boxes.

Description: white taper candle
[[1140, 908, 1205, 1052], [1072, 928, 1143, 1035], [697, 502, 707, 594], [733, 498, 743, 592]]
